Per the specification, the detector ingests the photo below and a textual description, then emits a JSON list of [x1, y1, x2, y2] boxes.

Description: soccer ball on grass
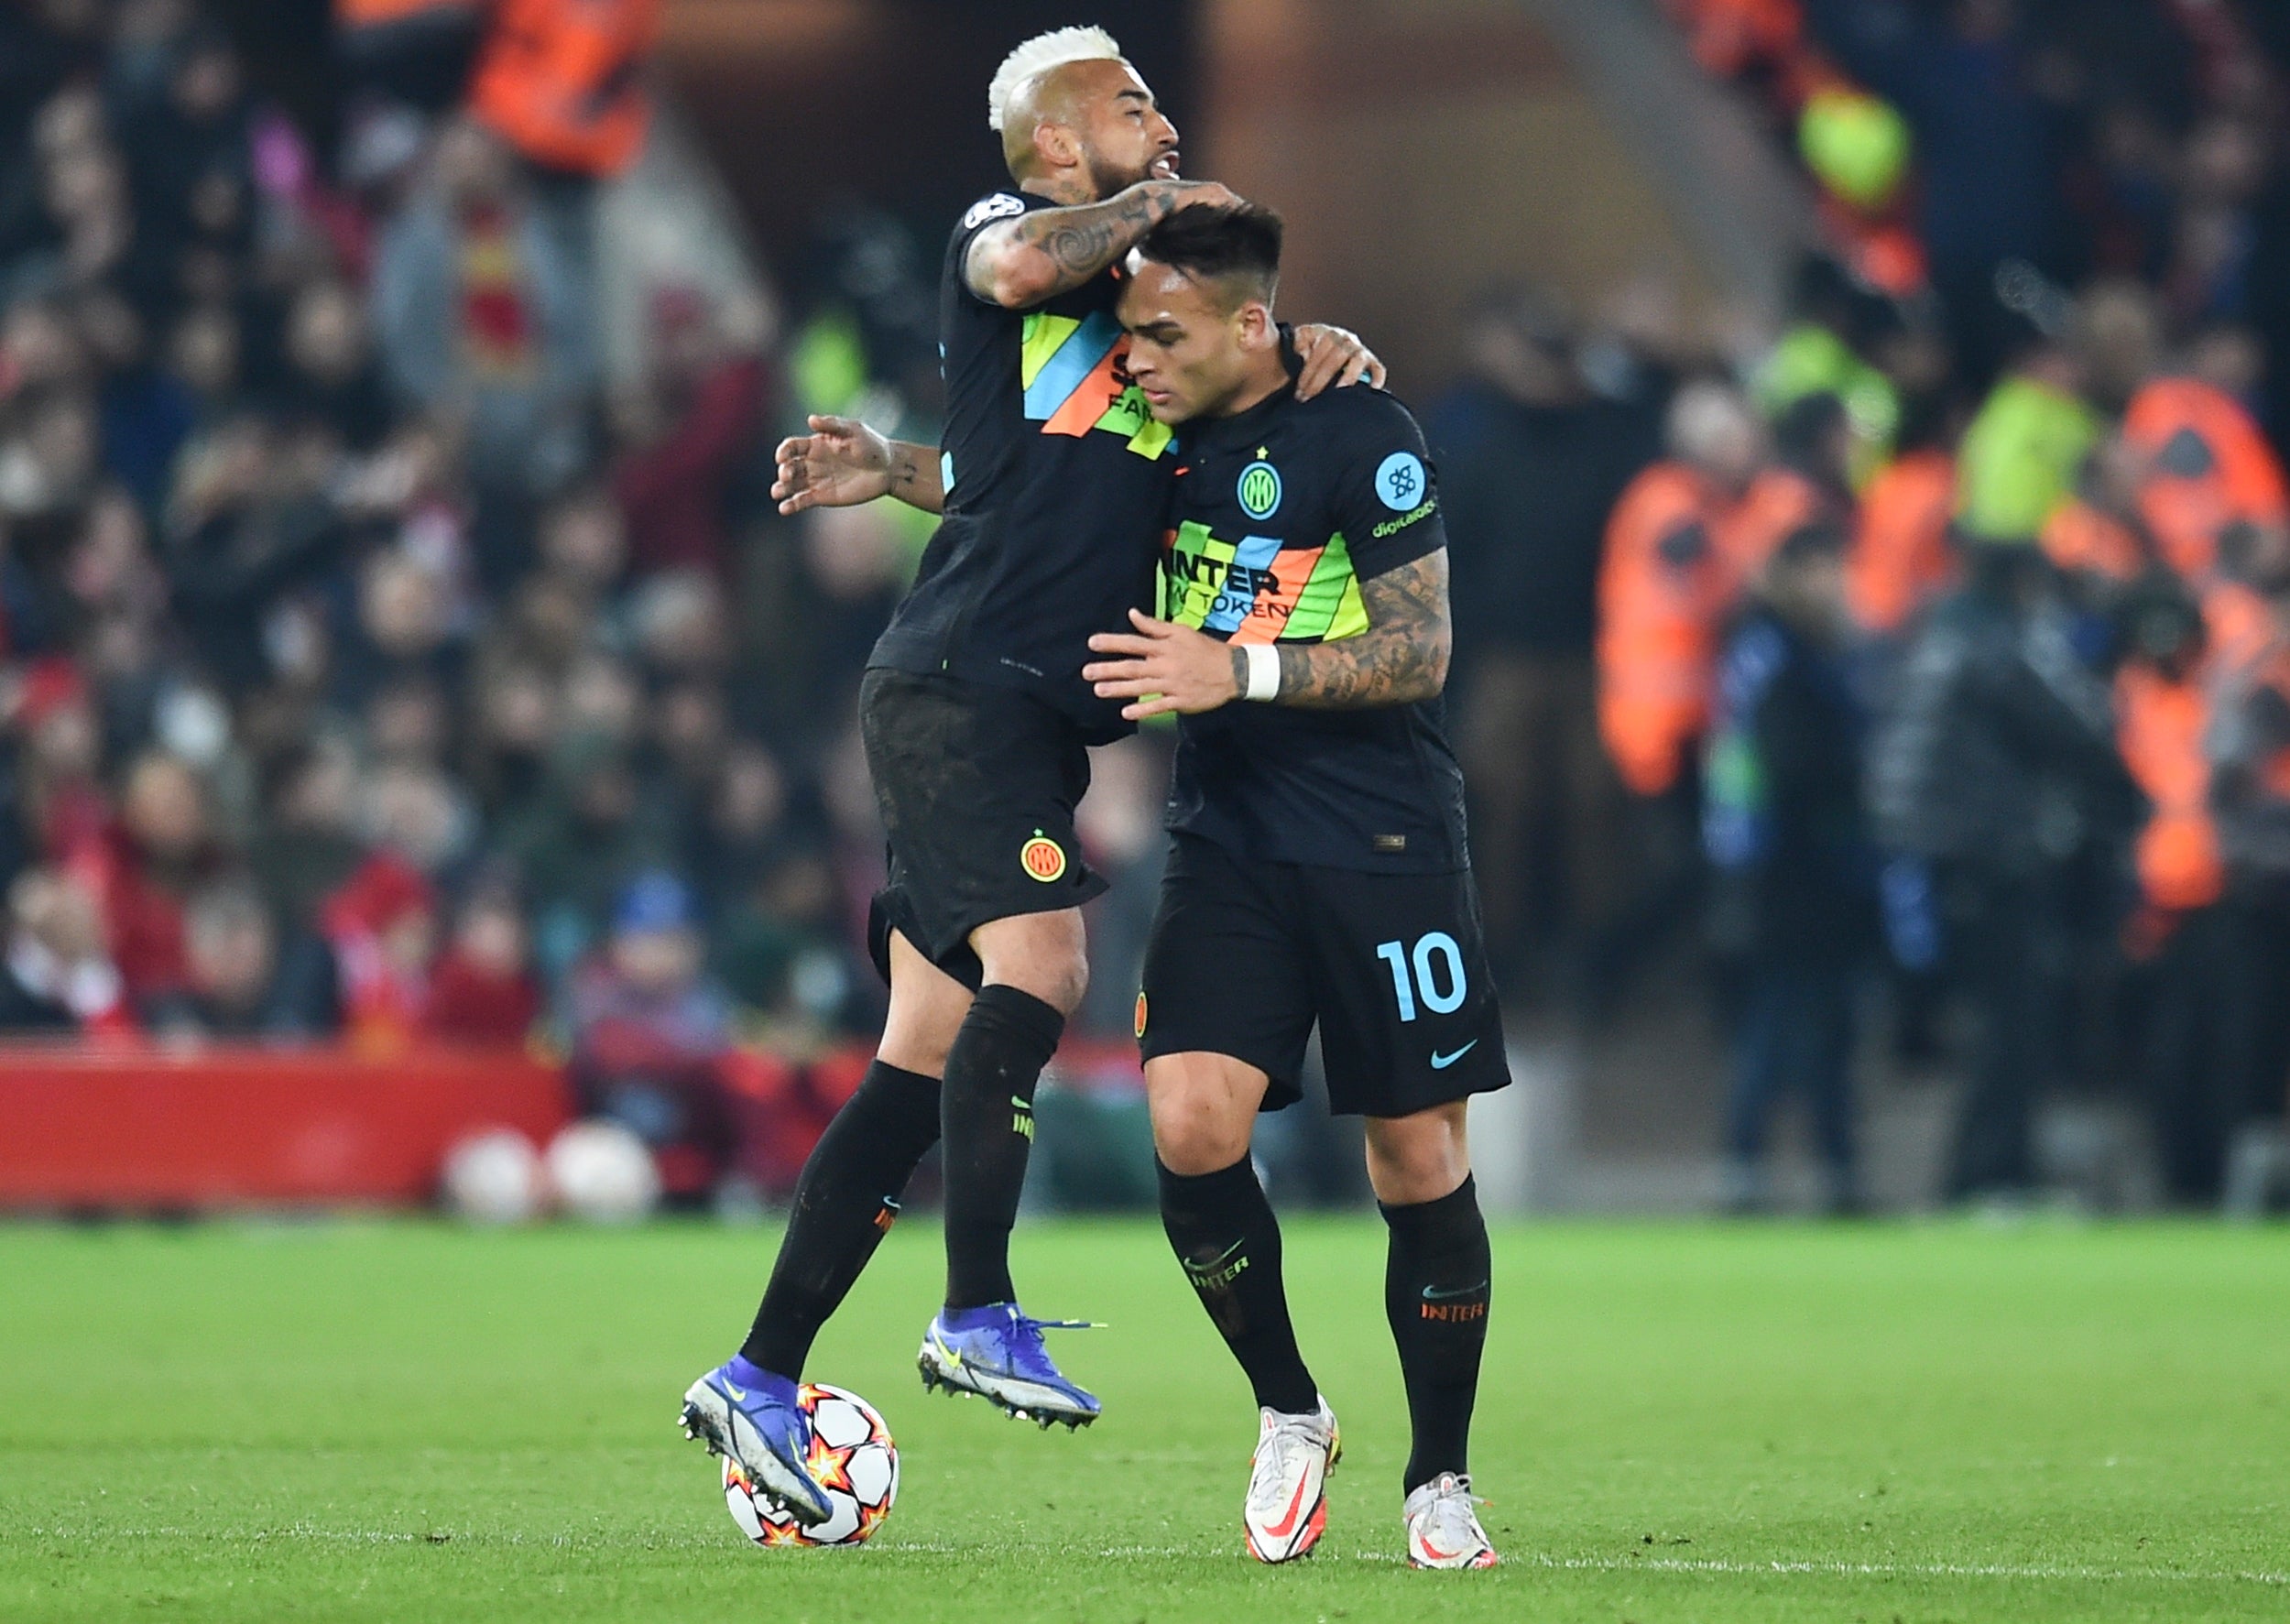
[[723, 1383, 899, 1547]]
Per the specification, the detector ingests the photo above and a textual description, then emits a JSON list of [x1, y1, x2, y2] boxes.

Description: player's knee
[[1363, 1105, 1470, 1205], [1152, 1108, 1249, 1178], [974, 913, 1089, 1015], [1149, 1083, 1251, 1176]]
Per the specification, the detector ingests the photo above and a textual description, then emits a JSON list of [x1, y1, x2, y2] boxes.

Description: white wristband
[[1242, 642, 1281, 702]]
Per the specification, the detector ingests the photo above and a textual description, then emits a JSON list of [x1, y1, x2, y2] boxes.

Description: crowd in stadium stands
[[0, 0, 922, 1202], [9, 0, 2290, 1215], [1431, 0, 2290, 1209]]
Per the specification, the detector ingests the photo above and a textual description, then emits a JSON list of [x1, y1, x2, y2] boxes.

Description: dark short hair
[[1138, 202, 1283, 306]]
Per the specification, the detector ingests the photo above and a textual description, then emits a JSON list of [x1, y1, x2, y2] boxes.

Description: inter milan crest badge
[[1020, 833, 1068, 882], [1238, 459, 1282, 521]]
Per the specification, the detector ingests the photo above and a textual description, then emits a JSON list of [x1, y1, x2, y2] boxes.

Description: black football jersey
[[1161, 379, 1468, 873], [868, 190, 1183, 740]]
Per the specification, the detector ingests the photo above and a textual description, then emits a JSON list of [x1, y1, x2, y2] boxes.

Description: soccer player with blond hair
[[679, 26, 1379, 1525]]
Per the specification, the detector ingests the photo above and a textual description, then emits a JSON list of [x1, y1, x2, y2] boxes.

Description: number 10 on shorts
[[1375, 932, 1467, 1022]]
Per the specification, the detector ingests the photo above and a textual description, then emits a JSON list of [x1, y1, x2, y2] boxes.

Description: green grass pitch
[[5, 1217, 2287, 1621]]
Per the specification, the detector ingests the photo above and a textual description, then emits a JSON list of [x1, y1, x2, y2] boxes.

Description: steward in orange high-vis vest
[[469, 0, 660, 179], [1726, 392, 1855, 586], [2123, 376, 2289, 582], [1597, 380, 1764, 798], [1599, 463, 1739, 797], [1848, 445, 1955, 634]]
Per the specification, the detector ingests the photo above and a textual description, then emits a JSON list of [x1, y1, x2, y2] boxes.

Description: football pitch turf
[[4, 1218, 2286, 1621]]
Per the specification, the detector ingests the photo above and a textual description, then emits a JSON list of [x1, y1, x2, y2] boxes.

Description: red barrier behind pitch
[[0, 1045, 572, 1210]]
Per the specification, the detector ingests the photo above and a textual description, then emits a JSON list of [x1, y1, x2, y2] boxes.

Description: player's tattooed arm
[[965, 179, 1238, 308], [1082, 550, 1450, 720], [1268, 549, 1451, 709], [773, 416, 945, 516]]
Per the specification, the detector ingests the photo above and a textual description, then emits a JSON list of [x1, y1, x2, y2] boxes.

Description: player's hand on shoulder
[[1292, 324, 1386, 400], [1084, 608, 1243, 721], [773, 415, 892, 515]]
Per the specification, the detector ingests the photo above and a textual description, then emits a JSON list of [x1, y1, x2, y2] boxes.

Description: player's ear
[[1034, 120, 1079, 174], [1237, 300, 1275, 350]]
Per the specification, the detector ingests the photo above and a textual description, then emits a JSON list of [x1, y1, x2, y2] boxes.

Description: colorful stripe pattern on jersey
[[1020, 311, 1174, 459], [1160, 376, 1469, 875], [1162, 519, 1369, 645]]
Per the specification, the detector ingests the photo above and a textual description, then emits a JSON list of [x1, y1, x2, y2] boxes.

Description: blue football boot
[[916, 1302, 1101, 1428], [679, 1355, 833, 1525]]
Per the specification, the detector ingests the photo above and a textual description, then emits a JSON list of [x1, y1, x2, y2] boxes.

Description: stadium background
[[5, 0, 2290, 1223], [10, 5, 2290, 1619]]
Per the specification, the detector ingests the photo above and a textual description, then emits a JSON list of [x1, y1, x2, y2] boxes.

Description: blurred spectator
[[467, 0, 659, 183], [610, 286, 767, 578], [252, 740, 365, 935], [373, 117, 593, 499], [1870, 539, 2141, 1202], [507, 728, 665, 975], [1599, 378, 1768, 803], [274, 278, 392, 452], [321, 848, 439, 1050], [73, 749, 227, 1002], [426, 882, 540, 1042], [568, 869, 738, 1198], [144, 879, 338, 1039], [1431, 287, 1654, 992], [2203, 580, 2290, 1185], [0, 865, 125, 1033], [2111, 574, 2234, 1203], [1706, 523, 1873, 1214]]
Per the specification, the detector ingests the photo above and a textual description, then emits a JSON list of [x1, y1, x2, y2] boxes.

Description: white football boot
[[1402, 1471, 1499, 1568], [1243, 1399, 1340, 1563]]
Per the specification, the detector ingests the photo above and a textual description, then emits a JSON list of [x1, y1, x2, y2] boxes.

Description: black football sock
[[740, 1061, 942, 1378], [1158, 1155, 1319, 1416], [1381, 1174, 1491, 1492], [939, 983, 1065, 1309]]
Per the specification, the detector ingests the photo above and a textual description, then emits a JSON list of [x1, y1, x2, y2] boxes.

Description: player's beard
[[1085, 148, 1154, 201]]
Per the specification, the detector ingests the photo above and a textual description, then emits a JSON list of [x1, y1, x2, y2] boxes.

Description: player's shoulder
[[954, 190, 1034, 235], [1281, 386, 1434, 517], [1284, 382, 1430, 457]]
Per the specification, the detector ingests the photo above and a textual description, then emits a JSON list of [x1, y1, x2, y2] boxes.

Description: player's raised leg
[[917, 906, 1104, 1426], [1150, 1049, 1337, 1564], [1366, 1102, 1498, 1569], [681, 932, 965, 1523]]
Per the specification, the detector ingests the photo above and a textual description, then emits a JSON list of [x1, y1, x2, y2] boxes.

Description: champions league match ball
[[723, 1384, 900, 1548]]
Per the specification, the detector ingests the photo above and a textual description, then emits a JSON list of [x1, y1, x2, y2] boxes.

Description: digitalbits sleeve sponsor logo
[[1020, 833, 1068, 882], [1375, 451, 1427, 511], [1238, 460, 1282, 521]]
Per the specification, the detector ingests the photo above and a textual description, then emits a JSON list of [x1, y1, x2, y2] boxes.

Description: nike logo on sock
[[1430, 1041, 1478, 1070], [1421, 1281, 1490, 1302]]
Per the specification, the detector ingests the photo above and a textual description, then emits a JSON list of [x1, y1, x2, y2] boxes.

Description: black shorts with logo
[[1137, 832, 1510, 1117], [861, 668, 1107, 990]]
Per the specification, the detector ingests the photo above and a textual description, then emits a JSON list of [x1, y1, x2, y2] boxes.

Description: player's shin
[[741, 1061, 943, 1378], [939, 984, 1065, 1308], [1380, 1174, 1490, 1492], [1157, 1155, 1318, 1416]]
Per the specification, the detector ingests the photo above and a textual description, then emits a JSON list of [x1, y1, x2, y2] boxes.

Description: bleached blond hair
[[987, 26, 1126, 133]]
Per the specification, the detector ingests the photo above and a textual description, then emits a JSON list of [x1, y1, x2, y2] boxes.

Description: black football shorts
[[861, 668, 1108, 989], [1137, 831, 1510, 1117]]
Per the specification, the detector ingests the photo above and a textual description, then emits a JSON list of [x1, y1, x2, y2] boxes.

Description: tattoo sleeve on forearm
[[1271, 550, 1452, 709], [976, 184, 1176, 301]]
